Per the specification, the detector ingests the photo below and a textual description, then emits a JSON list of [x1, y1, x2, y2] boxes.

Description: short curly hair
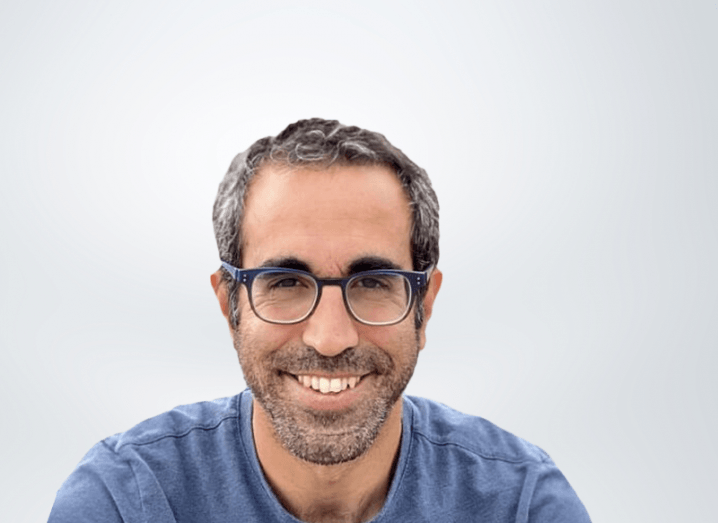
[[212, 118, 439, 328]]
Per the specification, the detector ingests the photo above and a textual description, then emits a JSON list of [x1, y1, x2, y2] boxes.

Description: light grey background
[[1, 1, 716, 521]]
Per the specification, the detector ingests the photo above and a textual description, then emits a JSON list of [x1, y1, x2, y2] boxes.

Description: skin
[[211, 163, 442, 523]]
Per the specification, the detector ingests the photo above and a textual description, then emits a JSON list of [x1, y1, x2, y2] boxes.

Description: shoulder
[[395, 396, 592, 522], [404, 395, 548, 465], [105, 393, 241, 453], [49, 393, 247, 523]]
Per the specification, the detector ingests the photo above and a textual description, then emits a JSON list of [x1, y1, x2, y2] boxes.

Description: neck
[[252, 399, 403, 523]]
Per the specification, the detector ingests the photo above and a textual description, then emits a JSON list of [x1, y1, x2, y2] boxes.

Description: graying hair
[[212, 118, 439, 328]]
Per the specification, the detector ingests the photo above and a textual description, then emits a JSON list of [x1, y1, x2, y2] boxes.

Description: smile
[[295, 374, 362, 394]]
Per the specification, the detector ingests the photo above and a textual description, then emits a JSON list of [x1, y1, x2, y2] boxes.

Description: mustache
[[267, 345, 394, 376]]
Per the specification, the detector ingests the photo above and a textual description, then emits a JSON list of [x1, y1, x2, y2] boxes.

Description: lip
[[283, 372, 371, 411]]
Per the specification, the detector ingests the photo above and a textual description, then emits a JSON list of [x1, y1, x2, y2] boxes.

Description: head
[[211, 119, 442, 465], [212, 118, 440, 329]]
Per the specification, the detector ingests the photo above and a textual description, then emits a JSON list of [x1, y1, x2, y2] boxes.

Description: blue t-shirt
[[49, 390, 590, 522]]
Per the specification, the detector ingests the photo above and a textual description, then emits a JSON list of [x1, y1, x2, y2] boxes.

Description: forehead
[[242, 163, 413, 273]]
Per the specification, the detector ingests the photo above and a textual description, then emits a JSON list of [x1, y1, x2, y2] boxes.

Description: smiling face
[[225, 162, 438, 465]]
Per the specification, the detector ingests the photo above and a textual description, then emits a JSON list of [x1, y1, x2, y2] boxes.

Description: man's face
[[231, 163, 430, 465]]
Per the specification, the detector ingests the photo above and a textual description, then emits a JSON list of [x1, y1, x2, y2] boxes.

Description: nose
[[301, 286, 359, 357]]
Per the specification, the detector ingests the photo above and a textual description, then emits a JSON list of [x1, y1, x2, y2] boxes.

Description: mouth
[[278, 369, 375, 411], [293, 374, 364, 394], [279, 369, 377, 412]]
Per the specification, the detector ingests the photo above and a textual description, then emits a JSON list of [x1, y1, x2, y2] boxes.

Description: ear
[[418, 268, 442, 351], [210, 270, 232, 323]]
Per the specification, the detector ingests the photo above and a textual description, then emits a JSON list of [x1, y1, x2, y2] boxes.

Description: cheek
[[236, 291, 278, 343], [362, 323, 418, 359], [238, 314, 303, 358]]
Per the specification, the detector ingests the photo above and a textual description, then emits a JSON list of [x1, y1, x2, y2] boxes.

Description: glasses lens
[[346, 273, 411, 325], [251, 271, 318, 323]]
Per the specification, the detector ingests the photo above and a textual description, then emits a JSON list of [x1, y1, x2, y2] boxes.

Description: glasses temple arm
[[220, 261, 242, 280]]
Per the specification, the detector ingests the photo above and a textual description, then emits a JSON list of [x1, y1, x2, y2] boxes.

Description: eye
[[354, 275, 390, 289], [269, 276, 303, 289]]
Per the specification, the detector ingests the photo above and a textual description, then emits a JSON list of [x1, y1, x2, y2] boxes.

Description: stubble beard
[[232, 328, 420, 466]]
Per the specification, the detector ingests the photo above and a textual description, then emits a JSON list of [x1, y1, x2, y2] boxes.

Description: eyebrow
[[258, 255, 402, 275], [348, 256, 402, 274], [259, 257, 311, 272]]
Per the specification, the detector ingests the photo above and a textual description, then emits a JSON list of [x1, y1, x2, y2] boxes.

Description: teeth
[[319, 377, 330, 393], [296, 374, 362, 394]]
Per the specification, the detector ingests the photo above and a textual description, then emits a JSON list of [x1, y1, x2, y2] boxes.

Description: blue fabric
[[49, 390, 591, 522]]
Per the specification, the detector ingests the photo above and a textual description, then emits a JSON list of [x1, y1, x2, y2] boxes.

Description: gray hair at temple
[[212, 118, 440, 329]]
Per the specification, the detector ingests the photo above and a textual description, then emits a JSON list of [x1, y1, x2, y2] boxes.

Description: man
[[50, 118, 591, 522]]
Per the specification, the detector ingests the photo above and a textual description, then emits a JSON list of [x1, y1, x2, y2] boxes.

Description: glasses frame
[[221, 260, 432, 326]]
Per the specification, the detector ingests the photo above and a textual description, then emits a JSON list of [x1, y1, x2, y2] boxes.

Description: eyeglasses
[[221, 261, 433, 326]]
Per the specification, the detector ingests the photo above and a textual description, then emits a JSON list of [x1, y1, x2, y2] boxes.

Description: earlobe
[[210, 270, 231, 321]]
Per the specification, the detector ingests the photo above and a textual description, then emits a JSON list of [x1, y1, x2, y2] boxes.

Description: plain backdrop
[[1, 1, 716, 521]]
